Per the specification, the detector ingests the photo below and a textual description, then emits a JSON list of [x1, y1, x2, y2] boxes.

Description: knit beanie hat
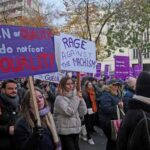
[[136, 71, 150, 97]]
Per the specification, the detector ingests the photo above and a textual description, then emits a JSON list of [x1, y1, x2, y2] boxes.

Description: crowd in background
[[0, 72, 149, 150]]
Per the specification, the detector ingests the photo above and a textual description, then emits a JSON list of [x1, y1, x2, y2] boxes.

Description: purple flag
[[0, 25, 58, 80], [94, 63, 101, 79], [133, 64, 142, 77], [129, 67, 134, 77], [104, 64, 110, 77], [115, 56, 130, 79]]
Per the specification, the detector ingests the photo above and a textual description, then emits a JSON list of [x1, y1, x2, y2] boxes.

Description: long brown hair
[[59, 76, 72, 94], [21, 87, 48, 127], [20, 87, 59, 143]]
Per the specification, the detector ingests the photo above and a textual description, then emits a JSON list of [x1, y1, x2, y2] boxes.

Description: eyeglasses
[[66, 82, 73, 85], [36, 95, 44, 100]]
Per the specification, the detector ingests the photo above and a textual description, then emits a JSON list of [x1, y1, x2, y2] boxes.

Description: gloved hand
[[54, 142, 62, 150], [33, 120, 45, 139]]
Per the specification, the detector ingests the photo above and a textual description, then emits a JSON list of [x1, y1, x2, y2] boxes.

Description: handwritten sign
[[0, 25, 57, 80], [115, 56, 129, 79], [34, 72, 64, 83], [59, 33, 96, 73]]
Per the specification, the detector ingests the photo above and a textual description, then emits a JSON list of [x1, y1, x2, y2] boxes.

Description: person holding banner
[[0, 79, 20, 150], [14, 87, 61, 150], [53, 76, 87, 150]]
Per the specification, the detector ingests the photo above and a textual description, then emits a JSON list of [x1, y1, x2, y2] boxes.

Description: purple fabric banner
[[115, 56, 130, 79], [104, 64, 110, 77], [129, 67, 134, 77], [95, 63, 101, 79], [133, 64, 142, 77], [0, 25, 57, 80]]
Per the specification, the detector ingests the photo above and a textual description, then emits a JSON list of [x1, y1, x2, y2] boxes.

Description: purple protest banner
[[133, 64, 142, 77], [129, 67, 134, 77], [104, 64, 110, 78], [0, 25, 58, 80], [95, 63, 101, 79], [114, 56, 130, 79]]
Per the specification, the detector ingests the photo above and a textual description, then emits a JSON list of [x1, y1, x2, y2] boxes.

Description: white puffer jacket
[[53, 94, 87, 135]]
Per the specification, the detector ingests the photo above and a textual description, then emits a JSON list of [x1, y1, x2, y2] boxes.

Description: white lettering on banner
[[0, 44, 13, 54], [0, 28, 11, 39], [17, 45, 44, 53]]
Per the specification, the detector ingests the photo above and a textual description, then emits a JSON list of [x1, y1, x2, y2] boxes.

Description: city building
[[99, 48, 150, 72], [0, 0, 40, 22]]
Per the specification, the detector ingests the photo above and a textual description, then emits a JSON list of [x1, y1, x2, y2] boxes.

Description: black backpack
[[127, 111, 150, 150]]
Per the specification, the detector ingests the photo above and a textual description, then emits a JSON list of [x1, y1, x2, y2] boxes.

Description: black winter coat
[[14, 118, 54, 150], [0, 96, 19, 150], [117, 98, 150, 150]]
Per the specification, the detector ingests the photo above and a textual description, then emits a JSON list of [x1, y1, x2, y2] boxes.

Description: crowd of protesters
[[0, 71, 149, 150]]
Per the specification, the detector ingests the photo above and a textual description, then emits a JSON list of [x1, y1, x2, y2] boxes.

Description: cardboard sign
[[58, 33, 96, 73], [34, 72, 64, 83]]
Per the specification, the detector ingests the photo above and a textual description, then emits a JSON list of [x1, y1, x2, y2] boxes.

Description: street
[[79, 127, 107, 150]]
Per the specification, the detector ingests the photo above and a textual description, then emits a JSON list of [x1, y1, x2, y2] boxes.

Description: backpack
[[127, 111, 150, 150]]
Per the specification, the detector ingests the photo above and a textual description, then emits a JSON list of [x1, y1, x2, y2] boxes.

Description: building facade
[[0, 0, 40, 22], [99, 48, 150, 72]]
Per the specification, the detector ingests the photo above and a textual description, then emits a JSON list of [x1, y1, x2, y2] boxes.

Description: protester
[[18, 79, 29, 103], [53, 76, 87, 150], [117, 72, 150, 150], [14, 87, 61, 150], [0, 79, 20, 150], [98, 79, 124, 150], [82, 81, 97, 145], [123, 77, 136, 112]]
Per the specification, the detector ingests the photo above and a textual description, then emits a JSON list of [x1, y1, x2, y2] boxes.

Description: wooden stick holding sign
[[77, 72, 81, 92], [28, 76, 59, 144], [28, 76, 41, 126]]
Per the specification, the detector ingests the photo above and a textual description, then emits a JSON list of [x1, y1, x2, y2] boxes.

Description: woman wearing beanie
[[98, 79, 124, 150], [117, 71, 150, 150], [14, 87, 61, 150]]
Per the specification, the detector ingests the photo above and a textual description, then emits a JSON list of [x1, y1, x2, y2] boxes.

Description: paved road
[[79, 127, 107, 150]]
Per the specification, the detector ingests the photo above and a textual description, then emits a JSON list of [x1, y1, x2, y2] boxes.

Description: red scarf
[[87, 88, 97, 112]]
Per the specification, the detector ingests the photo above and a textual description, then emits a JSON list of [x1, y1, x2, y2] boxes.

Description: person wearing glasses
[[14, 87, 61, 150]]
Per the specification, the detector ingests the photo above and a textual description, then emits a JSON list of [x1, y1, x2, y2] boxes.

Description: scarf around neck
[[0, 93, 19, 110], [39, 106, 50, 117], [63, 90, 74, 99], [87, 88, 97, 112]]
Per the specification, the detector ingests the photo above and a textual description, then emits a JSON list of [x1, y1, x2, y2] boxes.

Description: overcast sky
[[40, 0, 65, 26], [43, 0, 65, 9]]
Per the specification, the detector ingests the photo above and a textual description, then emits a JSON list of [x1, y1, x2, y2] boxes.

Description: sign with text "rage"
[[59, 33, 96, 73]]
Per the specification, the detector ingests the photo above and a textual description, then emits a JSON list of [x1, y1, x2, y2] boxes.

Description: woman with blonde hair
[[14, 87, 61, 150], [98, 80, 124, 150], [53, 76, 87, 150]]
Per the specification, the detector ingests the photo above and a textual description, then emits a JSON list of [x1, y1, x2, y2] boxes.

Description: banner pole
[[77, 72, 81, 92], [28, 76, 41, 126]]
